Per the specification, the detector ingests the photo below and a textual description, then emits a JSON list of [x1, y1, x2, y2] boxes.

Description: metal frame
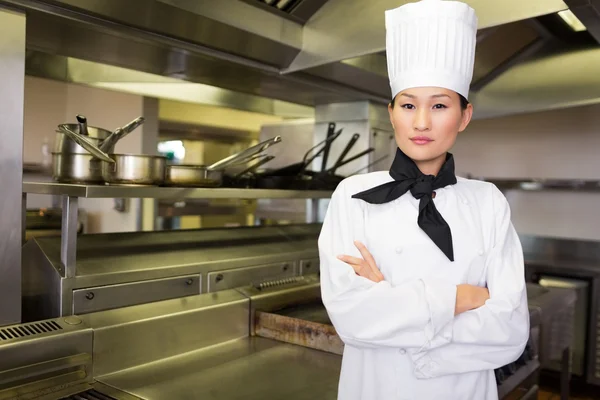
[[0, 6, 25, 327], [22, 182, 332, 282]]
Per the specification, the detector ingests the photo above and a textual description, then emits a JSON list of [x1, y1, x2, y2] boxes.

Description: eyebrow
[[400, 93, 451, 99]]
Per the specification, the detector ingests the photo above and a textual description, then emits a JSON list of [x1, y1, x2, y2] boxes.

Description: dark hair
[[390, 93, 469, 110]]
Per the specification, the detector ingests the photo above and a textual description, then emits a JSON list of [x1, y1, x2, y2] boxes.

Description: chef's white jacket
[[318, 172, 530, 400]]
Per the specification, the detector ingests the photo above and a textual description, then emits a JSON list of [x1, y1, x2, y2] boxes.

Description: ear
[[388, 103, 395, 129], [458, 103, 473, 132]]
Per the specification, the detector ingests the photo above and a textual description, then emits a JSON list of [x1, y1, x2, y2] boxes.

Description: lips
[[410, 136, 433, 145]]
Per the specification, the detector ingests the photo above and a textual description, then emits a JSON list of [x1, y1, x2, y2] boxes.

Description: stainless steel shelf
[[480, 178, 600, 192], [22, 182, 332, 200]]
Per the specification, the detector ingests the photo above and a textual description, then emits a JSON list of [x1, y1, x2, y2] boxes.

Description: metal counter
[[0, 274, 574, 400], [22, 224, 321, 321], [98, 336, 341, 400]]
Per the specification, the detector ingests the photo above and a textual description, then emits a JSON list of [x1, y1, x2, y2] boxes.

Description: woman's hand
[[455, 284, 490, 315], [337, 241, 385, 283]]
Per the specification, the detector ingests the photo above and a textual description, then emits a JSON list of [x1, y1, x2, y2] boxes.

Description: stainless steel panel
[[97, 336, 342, 400], [83, 290, 249, 376], [0, 7, 25, 327], [21, 224, 321, 319], [0, 317, 93, 398], [23, 182, 333, 199], [521, 234, 600, 264], [283, 0, 568, 73], [21, 239, 63, 322], [207, 262, 297, 292], [157, 0, 302, 48], [72, 274, 201, 314], [13, 0, 300, 69], [0, 353, 91, 400], [24, 51, 315, 119], [237, 274, 321, 333], [300, 258, 319, 274], [538, 276, 589, 376], [11, 1, 381, 107], [61, 195, 78, 278]]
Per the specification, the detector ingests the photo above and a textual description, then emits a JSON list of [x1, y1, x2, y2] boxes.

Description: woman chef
[[318, 0, 530, 399]]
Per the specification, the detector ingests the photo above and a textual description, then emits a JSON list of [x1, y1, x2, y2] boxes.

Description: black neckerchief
[[352, 147, 457, 261]]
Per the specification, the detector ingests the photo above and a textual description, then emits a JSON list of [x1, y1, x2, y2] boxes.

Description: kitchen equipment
[[164, 164, 221, 187], [163, 136, 282, 187], [56, 119, 161, 186], [320, 122, 336, 172], [54, 116, 145, 156], [102, 154, 167, 186], [262, 128, 342, 178], [209, 136, 282, 170], [52, 124, 115, 183], [234, 155, 275, 178], [54, 118, 111, 154], [57, 124, 115, 163], [52, 152, 104, 184], [327, 133, 360, 175], [99, 117, 145, 153], [222, 155, 276, 188], [77, 115, 89, 136], [324, 148, 374, 174], [307, 147, 375, 190]]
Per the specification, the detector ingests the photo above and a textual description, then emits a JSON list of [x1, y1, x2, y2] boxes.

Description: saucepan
[[163, 136, 282, 187], [54, 115, 144, 154], [53, 124, 115, 184], [56, 124, 166, 186], [101, 154, 166, 186], [54, 115, 112, 154], [52, 116, 146, 184]]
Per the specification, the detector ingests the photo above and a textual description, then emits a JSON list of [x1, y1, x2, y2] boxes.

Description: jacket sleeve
[[319, 179, 458, 349], [409, 185, 530, 378]]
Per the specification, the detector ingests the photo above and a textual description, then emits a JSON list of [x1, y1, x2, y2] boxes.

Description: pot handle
[[208, 136, 282, 170], [99, 116, 145, 153], [58, 124, 115, 163]]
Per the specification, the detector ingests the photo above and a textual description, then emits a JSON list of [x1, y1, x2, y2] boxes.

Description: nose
[[413, 108, 431, 131]]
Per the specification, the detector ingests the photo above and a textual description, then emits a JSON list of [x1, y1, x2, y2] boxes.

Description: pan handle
[[320, 122, 336, 172], [329, 133, 360, 175], [234, 155, 275, 178], [302, 128, 343, 169], [99, 116, 145, 153], [208, 136, 282, 170], [325, 148, 374, 173]]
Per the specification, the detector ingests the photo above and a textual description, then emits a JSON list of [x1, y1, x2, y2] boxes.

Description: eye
[[401, 104, 415, 110], [433, 104, 447, 109]]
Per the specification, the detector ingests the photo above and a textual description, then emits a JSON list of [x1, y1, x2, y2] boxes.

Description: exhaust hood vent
[[257, 0, 302, 12], [242, 0, 329, 23], [60, 389, 117, 400]]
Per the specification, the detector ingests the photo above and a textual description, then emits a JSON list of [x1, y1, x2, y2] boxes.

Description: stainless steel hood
[[282, 0, 569, 73], [3, 0, 600, 119]]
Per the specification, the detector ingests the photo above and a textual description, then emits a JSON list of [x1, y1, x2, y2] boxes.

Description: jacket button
[[395, 247, 403, 254], [462, 198, 469, 205], [399, 348, 406, 355], [478, 249, 484, 256]]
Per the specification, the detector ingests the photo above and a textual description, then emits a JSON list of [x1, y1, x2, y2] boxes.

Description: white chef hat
[[385, 0, 478, 100]]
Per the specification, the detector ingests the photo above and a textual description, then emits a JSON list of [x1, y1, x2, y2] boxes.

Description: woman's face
[[388, 87, 473, 166]]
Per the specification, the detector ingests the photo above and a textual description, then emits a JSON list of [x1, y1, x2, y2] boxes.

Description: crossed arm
[[338, 240, 490, 316], [319, 181, 530, 378]]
